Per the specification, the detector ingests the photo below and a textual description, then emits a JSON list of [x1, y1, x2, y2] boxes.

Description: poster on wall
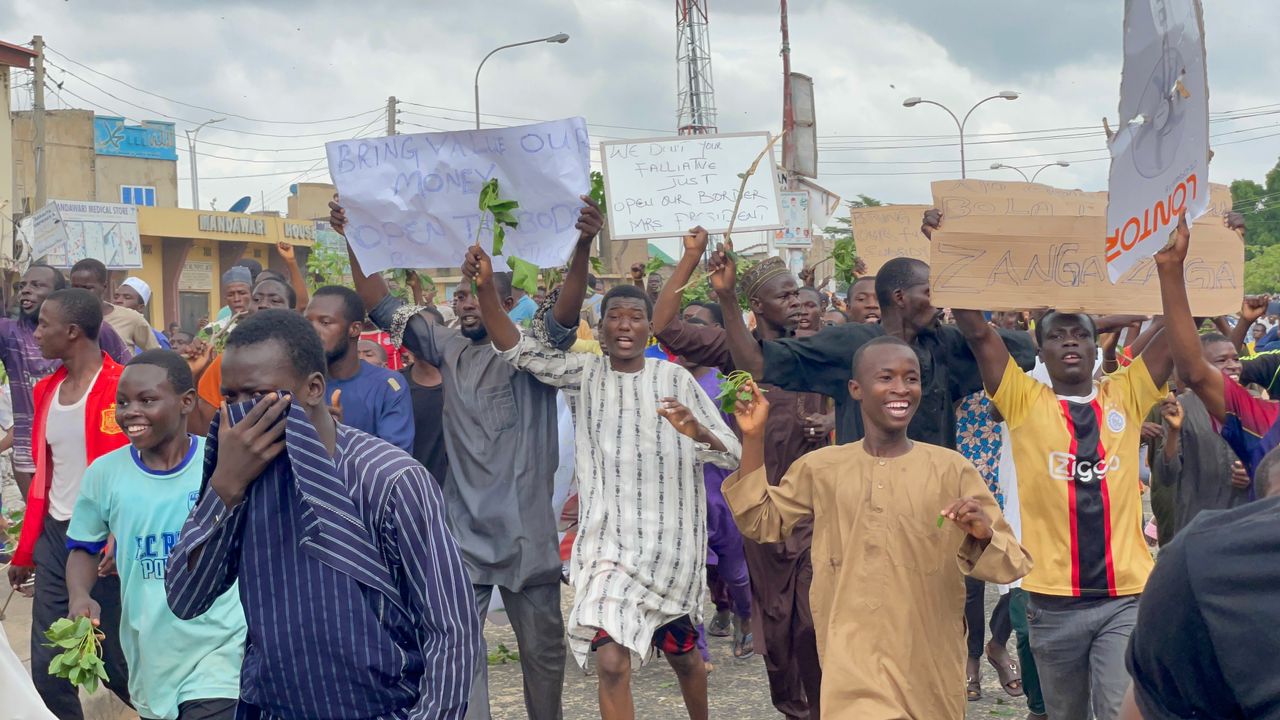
[[31, 200, 142, 269]]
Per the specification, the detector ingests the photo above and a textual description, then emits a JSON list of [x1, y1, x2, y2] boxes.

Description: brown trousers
[[744, 540, 822, 719]]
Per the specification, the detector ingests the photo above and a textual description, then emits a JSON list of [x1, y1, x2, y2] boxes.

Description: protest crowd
[[2, 12, 1278, 718]]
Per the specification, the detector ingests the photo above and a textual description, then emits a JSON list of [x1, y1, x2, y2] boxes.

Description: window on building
[[120, 185, 157, 206]]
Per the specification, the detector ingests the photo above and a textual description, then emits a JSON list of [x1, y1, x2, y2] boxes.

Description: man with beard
[[0, 264, 131, 497], [306, 285, 413, 454], [70, 258, 161, 353], [330, 196, 603, 720], [651, 229, 828, 719]]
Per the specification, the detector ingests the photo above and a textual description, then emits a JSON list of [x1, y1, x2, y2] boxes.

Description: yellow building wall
[[1, 68, 14, 265], [96, 155, 179, 208], [287, 182, 336, 220], [11, 109, 96, 212], [128, 238, 168, 324]]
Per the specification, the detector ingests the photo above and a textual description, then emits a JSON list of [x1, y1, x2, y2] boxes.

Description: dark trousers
[[965, 577, 1012, 658], [31, 517, 131, 720], [1008, 588, 1046, 715], [174, 698, 238, 720], [743, 541, 821, 720]]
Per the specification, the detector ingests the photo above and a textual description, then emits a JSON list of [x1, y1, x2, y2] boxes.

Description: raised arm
[[1155, 212, 1226, 420], [953, 309, 1013, 397], [331, 199, 392, 313], [461, 245, 521, 353], [1229, 296, 1269, 354], [708, 242, 765, 378], [653, 227, 709, 333], [722, 382, 813, 543], [276, 241, 311, 311], [551, 197, 604, 330]]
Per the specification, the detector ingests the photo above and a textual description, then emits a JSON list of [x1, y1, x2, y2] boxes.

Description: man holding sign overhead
[[329, 172, 602, 720]]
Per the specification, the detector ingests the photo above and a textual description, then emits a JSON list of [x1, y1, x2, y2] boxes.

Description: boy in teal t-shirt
[[66, 350, 246, 720]]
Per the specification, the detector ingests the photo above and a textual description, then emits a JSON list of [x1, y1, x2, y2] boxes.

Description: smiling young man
[[0, 264, 131, 498], [954, 289, 1173, 719], [7, 288, 133, 718], [650, 230, 829, 718], [66, 350, 246, 720], [71, 258, 161, 354], [165, 309, 480, 719], [331, 197, 603, 720], [464, 240, 739, 720], [306, 286, 413, 454], [723, 336, 1029, 720]]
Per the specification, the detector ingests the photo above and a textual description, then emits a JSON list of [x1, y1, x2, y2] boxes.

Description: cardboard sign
[[930, 214, 1241, 315], [599, 132, 784, 240], [849, 204, 933, 273], [326, 118, 591, 273], [1104, 0, 1210, 281]]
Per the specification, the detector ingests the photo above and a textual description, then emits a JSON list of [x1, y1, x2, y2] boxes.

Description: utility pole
[[387, 96, 397, 136], [32, 35, 46, 211], [780, 0, 795, 192]]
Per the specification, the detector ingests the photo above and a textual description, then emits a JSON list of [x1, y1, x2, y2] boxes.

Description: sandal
[[966, 657, 982, 701], [732, 616, 754, 659], [987, 646, 1024, 698], [707, 609, 732, 638]]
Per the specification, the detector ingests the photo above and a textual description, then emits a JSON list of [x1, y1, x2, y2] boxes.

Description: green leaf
[[643, 257, 666, 276], [478, 178, 498, 211], [507, 256, 541, 297], [589, 170, 608, 216], [492, 226, 505, 256], [69, 665, 83, 685], [48, 654, 65, 675], [45, 618, 75, 641], [589, 256, 603, 274], [488, 200, 519, 215], [73, 616, 93, 638], [95, 661, 109, 681], [83, 673, 99, 694], [56, 637, 81, 649]]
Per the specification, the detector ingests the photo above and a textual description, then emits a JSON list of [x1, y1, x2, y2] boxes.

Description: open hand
[[657, 398, 707, 441], [940, 497, 992, 541], [577, 195, 604, 244], [731, 380, 770, 437], [461, 245, 495, 290], [208, 393, 291, 508], [328, 199, 347, 236]]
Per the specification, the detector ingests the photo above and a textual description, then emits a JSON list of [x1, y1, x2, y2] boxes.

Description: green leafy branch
[[44, 617, 108, 692], [715, 370, 763, 414], [487, 642, 521, 666]]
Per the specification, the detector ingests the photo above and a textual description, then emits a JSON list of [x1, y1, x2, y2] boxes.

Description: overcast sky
[[7, 0, 1280, 221]]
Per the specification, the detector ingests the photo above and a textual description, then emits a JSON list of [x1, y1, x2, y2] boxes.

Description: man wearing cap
[[113, 277, 170, 350], [651, 228, 829, 719], [70, 259, 160, 353]]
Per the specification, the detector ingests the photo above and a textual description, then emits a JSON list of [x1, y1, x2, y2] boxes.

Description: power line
[[44, 44, 385, 126]]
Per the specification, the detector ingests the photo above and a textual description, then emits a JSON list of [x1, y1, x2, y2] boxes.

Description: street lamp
[[474, 33, 570, 129], [185, 118, 224, 210], [990, 160, 1071, 183], [903, 91, 1019, 177]]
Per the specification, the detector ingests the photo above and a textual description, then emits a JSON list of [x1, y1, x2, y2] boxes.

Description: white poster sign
[[600, 132, 784, 240], [774, 192, 811, 247], [32, 200, 141, 269], [1104, 0, 1209, 281], [326, 118, 591, 273]]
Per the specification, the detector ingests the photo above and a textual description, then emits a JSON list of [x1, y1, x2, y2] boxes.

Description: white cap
[[120, 277, 152, 305]]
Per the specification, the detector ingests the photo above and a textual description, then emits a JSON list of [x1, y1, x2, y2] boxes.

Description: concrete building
[[1, 40, 38, 272]]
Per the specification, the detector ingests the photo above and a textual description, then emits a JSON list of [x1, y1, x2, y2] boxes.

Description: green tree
[[1234, 157, 1280, 291]]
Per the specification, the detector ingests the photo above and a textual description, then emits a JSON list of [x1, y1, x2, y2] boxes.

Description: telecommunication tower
[[676, 0, 718, 135]]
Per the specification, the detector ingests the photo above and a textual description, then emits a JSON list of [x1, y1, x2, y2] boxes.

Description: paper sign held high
[[326, 118, 591, 273], [1104, 0, 1210, 281]]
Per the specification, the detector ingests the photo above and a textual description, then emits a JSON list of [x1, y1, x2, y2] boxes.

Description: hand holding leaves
[[44, 616, 108, 693], [477, 179, 521, 256]]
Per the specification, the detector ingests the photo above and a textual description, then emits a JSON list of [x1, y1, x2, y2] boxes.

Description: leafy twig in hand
[[716, 370, 764, 415], [472, 178, 521, 293], [44, 617, 108, 693]]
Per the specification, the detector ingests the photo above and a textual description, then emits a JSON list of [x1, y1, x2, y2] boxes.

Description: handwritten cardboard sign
[[325, 118, 591, 273], [930, 215, 1241, 315], [849, 204, 933, 273], [599, 132, 784, 241], [1105, 0, 1209, 281]]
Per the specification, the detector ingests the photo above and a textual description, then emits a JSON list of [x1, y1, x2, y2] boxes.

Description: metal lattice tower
[[676, 0, 718, 135]]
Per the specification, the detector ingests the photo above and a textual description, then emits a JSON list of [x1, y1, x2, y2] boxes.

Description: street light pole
[[186, 118, 224, 210], [903, 91, 1019, 178], [474, 33, 570, 129], [990, 160, 1071, 183]]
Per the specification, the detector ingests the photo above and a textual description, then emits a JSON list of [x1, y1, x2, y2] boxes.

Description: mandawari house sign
[[198, 215, 267, 235]]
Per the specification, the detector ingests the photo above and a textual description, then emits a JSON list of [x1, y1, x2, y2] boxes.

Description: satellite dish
[[228, 196, 252, 214]]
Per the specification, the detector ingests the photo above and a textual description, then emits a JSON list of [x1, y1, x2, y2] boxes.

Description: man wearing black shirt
[[401, 307, 448, 486], [1122, 490, 1280, 719], [707, 246, 1037, 447]]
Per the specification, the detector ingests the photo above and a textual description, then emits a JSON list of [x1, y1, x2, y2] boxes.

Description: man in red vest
[[7, 288, 131, 718]]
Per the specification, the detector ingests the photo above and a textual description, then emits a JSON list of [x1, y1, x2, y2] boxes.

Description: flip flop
[[707, 609, 732, 638], [988, 652, 1024, 698], [966, 676, 982, 702], [732, 616, 755, 659]]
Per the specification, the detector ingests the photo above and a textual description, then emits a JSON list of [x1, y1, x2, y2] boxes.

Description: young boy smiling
[[723, 336, 1030, 720], [65, 350, 247, 720], [463, 244, 740, 720]]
